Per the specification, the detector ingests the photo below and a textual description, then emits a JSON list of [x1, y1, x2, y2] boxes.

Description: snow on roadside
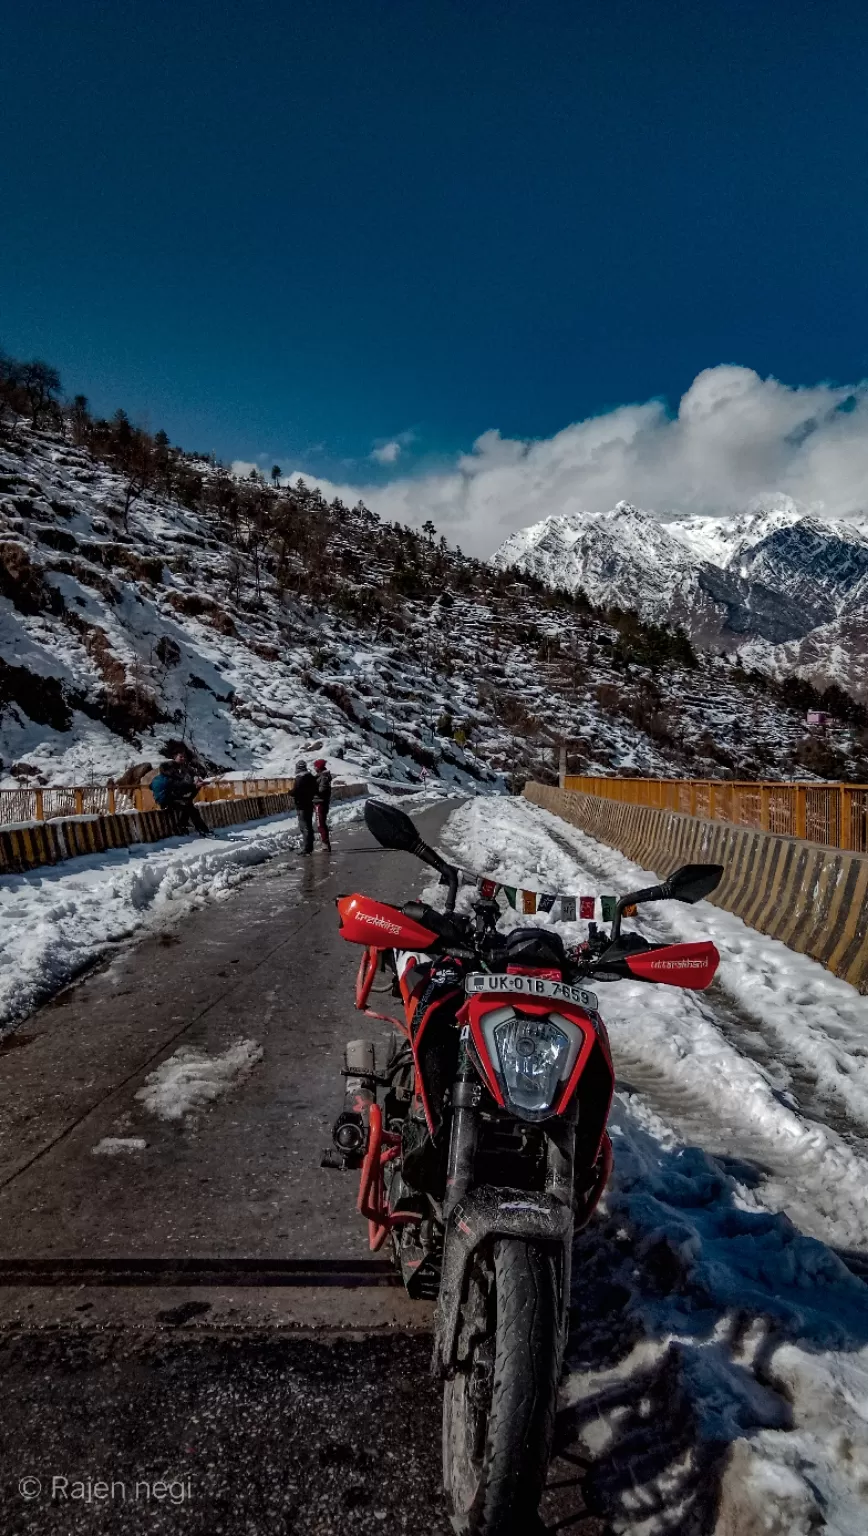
[[434, 796, 868, 1535], [0, 800, 367, 1030], [540, 803, 868, 1139], [135, 1039, 263, 1122], [440, 796, 868, 1249], [564, 1103, 868, 1536]]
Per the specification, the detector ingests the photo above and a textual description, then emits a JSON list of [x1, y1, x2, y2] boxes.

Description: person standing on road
[[313, 758, 332, 852], [294, 759, 317, 855], [152, 750, 211, 838]]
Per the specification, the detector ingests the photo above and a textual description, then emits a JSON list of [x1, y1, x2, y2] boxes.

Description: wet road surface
[[0, 802, 608, 1535], [0, 804, 455, 1267]]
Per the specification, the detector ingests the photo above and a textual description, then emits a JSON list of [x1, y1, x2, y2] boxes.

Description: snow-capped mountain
[[669, 501, 808, 566], [493, 500, 868, 694], [4, 421, 865, 793]]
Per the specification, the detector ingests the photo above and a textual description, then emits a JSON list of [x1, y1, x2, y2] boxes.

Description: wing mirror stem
[[609, 863, 724, 941], [413, 837, 460, 912], [609, 883, 664, 943]]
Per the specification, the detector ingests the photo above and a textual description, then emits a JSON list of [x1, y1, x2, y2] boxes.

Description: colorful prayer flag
[[559, 895, 577, 922], [480, 878, 497, 900], [623, 903, 638, 917], [522, 890, 537, 915], [503, 885, 517, 909], [579, 896, 595, 920], [600, 895, 617, 923], [538, 892, 556, 913]]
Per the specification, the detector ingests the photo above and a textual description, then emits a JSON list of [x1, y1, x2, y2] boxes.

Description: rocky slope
[[2, 424, 866, 796]]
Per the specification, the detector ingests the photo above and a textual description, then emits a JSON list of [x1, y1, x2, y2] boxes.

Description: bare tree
[[67, 394, 91, 444], [19, 360, 62, 428], [0, 351, 24, 433], [119, 424, 156, 531]]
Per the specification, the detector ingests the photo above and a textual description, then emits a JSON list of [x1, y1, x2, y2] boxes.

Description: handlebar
[[401, 898, 655, 982], [402, 900, 469, 944]]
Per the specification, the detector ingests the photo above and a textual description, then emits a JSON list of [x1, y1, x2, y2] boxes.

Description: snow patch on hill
[[3, 423, 846, 789]]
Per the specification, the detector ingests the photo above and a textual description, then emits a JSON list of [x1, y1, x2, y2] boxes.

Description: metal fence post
[[795, 785, 807, 840], [34, 789, 44, 822], [760, 784, 770, 831], [840, 786, 852, 850]]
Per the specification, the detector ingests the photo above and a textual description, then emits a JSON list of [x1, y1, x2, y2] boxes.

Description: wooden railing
[[563, 775, 868, 853], [0, 777, 296, 828]]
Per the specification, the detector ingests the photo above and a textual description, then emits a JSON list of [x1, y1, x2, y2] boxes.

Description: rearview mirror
[[364, 800, 461, 911], [365, 799, 420, 852], [662, 863, 725, 905], [610, 862, 723, 941]]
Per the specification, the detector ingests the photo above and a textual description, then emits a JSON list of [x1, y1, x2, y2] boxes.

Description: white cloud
[[370, 439, 402, 464], [233, 367, 868, 556]]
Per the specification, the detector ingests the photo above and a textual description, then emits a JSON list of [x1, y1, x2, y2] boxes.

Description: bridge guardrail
[[563, 776, 868, 853], [0, 777, 296, 829]]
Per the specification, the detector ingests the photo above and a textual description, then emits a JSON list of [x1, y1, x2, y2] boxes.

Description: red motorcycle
[[326, 801, 722, 1535]]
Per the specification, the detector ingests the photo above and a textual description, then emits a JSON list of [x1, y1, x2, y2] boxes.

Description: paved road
[[0, 804, 456, 1271], [0, 802, 607, 1535]]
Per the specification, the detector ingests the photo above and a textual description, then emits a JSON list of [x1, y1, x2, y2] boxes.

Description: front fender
[[432, 1185, 573, 1377]]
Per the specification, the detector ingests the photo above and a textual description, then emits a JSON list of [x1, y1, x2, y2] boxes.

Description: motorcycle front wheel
[[443, 1237, 559, 1534]]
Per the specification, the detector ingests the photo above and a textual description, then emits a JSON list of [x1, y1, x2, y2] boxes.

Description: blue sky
[[3, 1, 868, 545]]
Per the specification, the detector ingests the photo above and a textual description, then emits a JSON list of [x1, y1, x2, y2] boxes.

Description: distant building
[[807, 711, 834, 730]]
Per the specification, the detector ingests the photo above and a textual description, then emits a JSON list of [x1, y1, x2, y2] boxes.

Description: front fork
[[437, 1044, 578, 1372], [543, 1104, 578, 1363], [444, 1034, 481, 1221]]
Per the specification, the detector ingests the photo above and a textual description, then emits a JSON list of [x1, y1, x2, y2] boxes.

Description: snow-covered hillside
[[2, 423, 866, 791], [493, 499, 868, 697]]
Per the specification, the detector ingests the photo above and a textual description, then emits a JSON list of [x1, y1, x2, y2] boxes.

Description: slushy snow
[[135, 1038, 263, 1122], [91, 1137, 148, 1155]]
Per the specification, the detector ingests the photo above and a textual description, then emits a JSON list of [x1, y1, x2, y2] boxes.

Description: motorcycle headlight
[[492, 1013, 572, 1117]]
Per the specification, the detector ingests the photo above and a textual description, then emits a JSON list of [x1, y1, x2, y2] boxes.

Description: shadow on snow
[[541, 1105, 868, 1534]]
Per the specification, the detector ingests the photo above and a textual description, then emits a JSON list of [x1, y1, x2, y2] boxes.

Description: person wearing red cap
[[313, 758, 332, 852]]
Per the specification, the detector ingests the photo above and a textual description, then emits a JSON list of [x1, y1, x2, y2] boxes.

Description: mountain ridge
[[492, 501, 868, 695]]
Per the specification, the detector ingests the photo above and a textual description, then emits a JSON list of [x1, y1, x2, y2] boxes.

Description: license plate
[[465, 974, 598, 1011]]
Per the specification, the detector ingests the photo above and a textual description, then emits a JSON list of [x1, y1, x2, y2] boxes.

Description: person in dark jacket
[[313, 758, 332, 851], [153, 751, 211, 837], [294, 759, 317, 855]]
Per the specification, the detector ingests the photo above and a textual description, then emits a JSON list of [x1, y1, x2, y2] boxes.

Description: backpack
[[150, 772, 172, 808]]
